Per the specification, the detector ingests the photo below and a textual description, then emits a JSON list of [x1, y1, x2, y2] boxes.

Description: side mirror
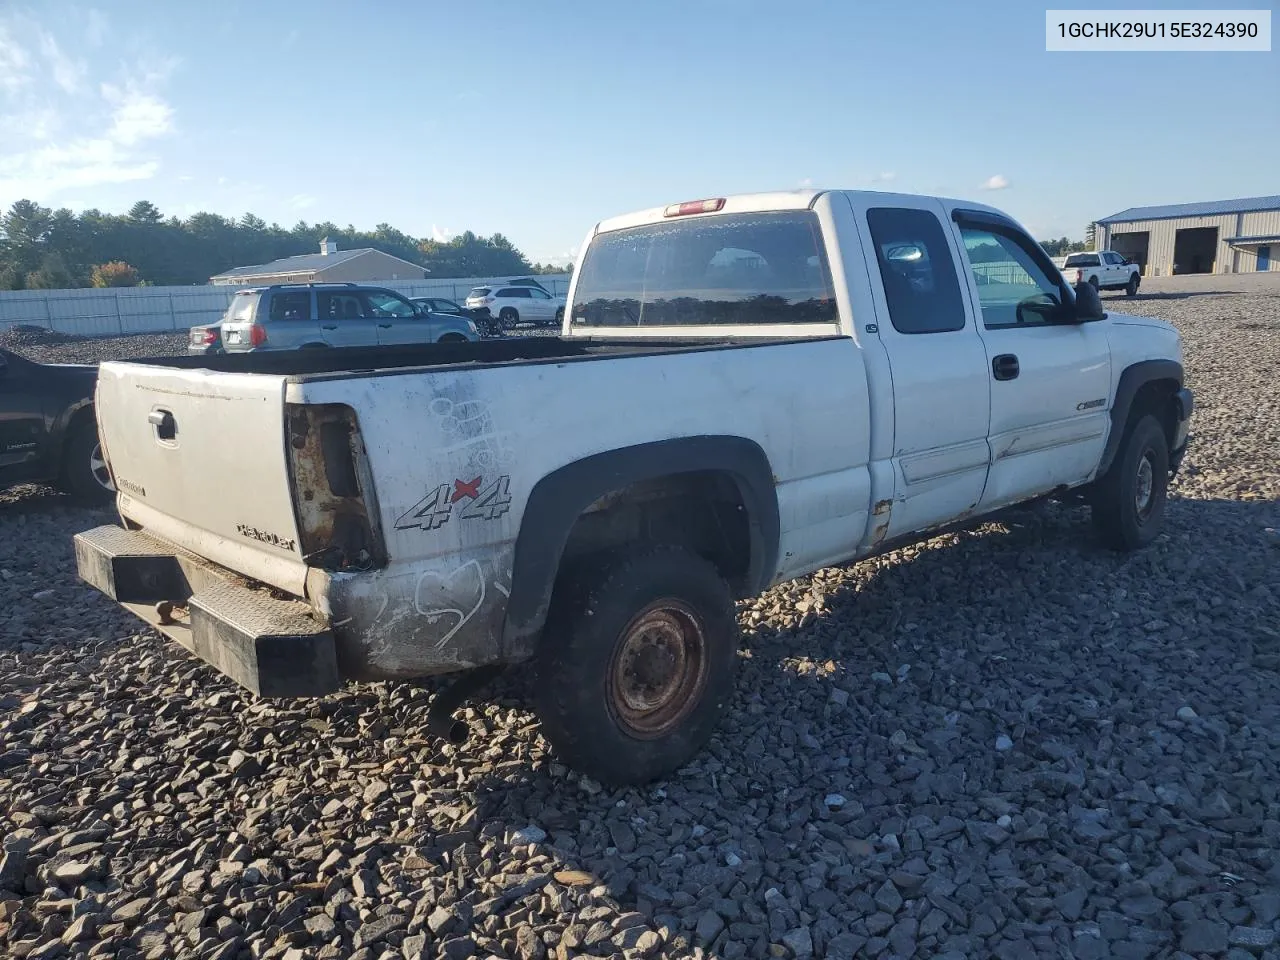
[[1071, 280, 1107, 322]]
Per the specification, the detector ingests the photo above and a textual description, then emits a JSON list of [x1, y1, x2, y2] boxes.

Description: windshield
[[572, 210, 837, 327]]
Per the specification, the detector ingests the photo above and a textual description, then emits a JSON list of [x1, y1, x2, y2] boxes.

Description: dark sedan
[[0, 347, 113, 504], [410, 296, 503, 337]]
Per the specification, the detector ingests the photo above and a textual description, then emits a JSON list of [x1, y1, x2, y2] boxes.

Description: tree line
[[0, 199, 568, 290]]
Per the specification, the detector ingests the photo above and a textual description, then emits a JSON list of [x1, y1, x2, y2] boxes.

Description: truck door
[[845, 195, 992, 541], [946, 207, 1112, 512], [0, 352, 48, 470]]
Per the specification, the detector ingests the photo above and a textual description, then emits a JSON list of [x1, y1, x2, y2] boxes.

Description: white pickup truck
[[1062, 250, 1142, 296], [76, 189, 1193, 786]]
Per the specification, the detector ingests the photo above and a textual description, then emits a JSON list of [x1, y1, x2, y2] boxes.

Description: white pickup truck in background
[[76, 188, 1193, 786], [1062, 250, 1142, 296]]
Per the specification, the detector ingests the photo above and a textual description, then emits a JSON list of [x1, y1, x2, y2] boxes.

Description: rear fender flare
[[501, 436, 780, 656]]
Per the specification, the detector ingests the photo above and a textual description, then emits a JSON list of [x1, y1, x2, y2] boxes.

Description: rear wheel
[[1089, 276, 1100, 292], [59, 416, 114, 506], [1125, 274, 1139, 297], [1090, 413, 1169, 551], [554, 307, 565, 325], [499, 308, 519, 329], [534, 545, 739, 786]]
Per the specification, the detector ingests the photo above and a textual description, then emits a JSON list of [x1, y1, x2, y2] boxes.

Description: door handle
[[992, 354, 1019, 381], [377, 323, 393, 328]]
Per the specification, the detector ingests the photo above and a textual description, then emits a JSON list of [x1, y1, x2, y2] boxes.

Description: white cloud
[[798, 177, 813, 188], [432, 224, 454, 242], [874, 171, 897, 183], [0, 16, 177, 202], [982, 174, 1010, 190], [85, 8, 108, 47], [102, 84, 174, 144], [0, 23, 32, 92], [177, 174, 195, 182], [38, 30, 85, 94], [289, 194, 316, 210]]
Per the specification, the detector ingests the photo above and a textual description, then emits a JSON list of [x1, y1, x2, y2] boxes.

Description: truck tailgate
[[95, 362, 309, 596]]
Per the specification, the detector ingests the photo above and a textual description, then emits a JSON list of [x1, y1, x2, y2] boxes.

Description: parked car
[[409, 297, 502, 338], [0, 347, 113, 504], [75, 188, 1192, 787], [219, 283, 479, 353], [1062, 251, 1141, 296], [187, 323, 223, 355], [464, 283, 565, 328]]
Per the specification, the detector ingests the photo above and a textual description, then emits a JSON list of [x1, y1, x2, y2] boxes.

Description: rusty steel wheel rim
[[607, 601, 709, 739]]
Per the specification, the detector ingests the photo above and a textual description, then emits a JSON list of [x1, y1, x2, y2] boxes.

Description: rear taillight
[[285, 403, 386, 572], [201, 328, 218, 345], [1074, 269, 1083, 284], [250, 323, 267, 347]]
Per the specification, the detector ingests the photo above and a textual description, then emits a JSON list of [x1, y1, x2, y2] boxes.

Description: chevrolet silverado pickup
[[75, 189, 1193, 786]]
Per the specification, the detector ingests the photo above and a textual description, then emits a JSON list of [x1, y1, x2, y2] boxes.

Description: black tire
[[499, 308, 519, 329], [438, 333, 467, 343], [1090, 413, 1169, 551], [534, 545, 739, 786], [1125, 275, 1139, 297], [59, 416, 114, 506], [1089, 276, 1100, 291], [554, 307, 565, 325]]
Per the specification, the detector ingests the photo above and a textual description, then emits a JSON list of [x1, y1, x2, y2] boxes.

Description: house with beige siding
[[1096, 195, 1280, 277], [209, 239, 428, 286]]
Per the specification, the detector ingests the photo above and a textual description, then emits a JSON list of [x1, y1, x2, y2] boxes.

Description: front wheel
[[60, 417, 115, 506], [533, 545, 739, 786], [1090, 413, 1169, 551], [1125, 275, 1139, 297], [1089, 276, 1100, 291]]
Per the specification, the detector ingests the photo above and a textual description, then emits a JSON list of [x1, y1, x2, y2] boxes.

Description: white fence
[[0, 274, 573, 337]]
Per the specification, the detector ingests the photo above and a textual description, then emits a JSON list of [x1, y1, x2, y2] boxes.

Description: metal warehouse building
[[1096, 194, 1280, 277]]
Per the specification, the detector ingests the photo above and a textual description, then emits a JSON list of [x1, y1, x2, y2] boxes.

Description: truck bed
[[126, 335, 844, 381]]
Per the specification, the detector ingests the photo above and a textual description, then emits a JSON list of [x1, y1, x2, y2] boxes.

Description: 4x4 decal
[[396, 475, 512, 531]]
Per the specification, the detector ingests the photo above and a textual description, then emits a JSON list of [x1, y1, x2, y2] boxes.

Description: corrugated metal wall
[[1100, 208, 1280, 276], [0, 275, 572, 336]]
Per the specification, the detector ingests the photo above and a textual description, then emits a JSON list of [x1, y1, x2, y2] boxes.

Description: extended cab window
[[865, 207, 966, 334], [959, 226, 1066, 329], [572, 210, 836, 327]]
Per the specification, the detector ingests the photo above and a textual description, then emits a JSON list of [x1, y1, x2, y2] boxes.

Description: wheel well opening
[[1131, 378, 1180, 450], [561, 471, 752, 595]]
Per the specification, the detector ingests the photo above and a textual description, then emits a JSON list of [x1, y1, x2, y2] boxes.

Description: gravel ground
[[2, 273, 1279, 960]]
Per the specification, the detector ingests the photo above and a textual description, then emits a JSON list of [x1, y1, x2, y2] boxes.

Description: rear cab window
[[1064, 253, 1100, 268], [571, 210, 837, 328]]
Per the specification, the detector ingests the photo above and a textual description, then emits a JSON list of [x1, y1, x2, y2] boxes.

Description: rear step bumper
[[74, 525, 341, 697]]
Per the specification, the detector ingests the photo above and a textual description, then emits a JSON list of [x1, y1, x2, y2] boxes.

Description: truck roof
[[591, 188, 1012, 235]]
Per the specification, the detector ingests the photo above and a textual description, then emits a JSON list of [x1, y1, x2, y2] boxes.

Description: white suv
[[465, 283, 566, 328]]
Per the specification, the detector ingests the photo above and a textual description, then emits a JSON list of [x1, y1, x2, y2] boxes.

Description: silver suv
[[219, 283, 479, 353]]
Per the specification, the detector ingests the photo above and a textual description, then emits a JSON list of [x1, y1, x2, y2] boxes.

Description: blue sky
[[0, 0, 1275, 265]]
